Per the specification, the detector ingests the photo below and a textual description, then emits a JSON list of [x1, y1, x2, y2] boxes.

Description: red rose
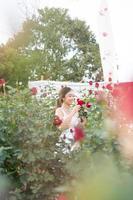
[[89, 80, 93, 85], [95, 82, 99, 88], [0, 79, 5, 86], [53, 115, 62, 126], [74, 126, 85, 142], [86, 102, 92, 108], [31, 87, 37, 95], [106, 84, 113, 90], [77, 99, 85, 106], [89, 90, 92, 95]]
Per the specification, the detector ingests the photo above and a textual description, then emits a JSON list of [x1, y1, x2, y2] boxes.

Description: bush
[[0, 88, 69, 199]]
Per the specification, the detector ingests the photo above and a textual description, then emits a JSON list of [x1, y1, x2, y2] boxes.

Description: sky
[[0, 0, 133, 81]]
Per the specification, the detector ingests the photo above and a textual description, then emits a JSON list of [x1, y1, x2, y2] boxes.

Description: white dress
[[58, 108, 80, 153]]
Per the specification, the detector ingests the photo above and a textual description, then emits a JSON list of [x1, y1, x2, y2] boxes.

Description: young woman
[[55, 86, 85, 153]]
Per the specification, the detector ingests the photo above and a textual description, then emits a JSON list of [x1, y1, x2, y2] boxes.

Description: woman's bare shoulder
[[55, 107, 63, 116], [55, 107, 62, 112]]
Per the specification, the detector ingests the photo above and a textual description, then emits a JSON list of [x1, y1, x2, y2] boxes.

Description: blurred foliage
[[68, 154, 133, 200], [0, 7, 102, 86]]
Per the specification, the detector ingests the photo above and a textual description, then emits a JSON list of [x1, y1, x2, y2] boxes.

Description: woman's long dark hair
[[56, 87, 72, 108]]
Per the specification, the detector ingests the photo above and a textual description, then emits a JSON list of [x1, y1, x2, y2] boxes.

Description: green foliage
[[0, 88, 68, 199], [0, 7, 102, 86], [0, 45, 31, 86]]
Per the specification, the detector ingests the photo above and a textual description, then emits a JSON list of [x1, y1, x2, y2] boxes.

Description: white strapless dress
[[59, 108, 80, 153]]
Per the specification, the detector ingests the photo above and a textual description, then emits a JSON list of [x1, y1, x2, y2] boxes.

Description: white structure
[[28, 80, 104, 98], [98, 0, 119, 83]]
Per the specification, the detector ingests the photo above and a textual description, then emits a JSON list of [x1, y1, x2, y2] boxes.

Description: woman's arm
[[55, 105, 80, 131]]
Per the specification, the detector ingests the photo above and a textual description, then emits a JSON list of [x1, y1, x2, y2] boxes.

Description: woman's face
[[63, 90, 75, 106]]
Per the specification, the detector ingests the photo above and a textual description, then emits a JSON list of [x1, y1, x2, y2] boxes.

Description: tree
[[0, 45, 31, 86], [0, 7, 102, 85]]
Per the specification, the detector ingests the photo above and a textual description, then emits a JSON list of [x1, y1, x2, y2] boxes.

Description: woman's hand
[[72, 105, 81, 114]]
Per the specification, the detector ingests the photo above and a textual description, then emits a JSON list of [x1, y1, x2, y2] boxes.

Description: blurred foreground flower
[[74, 126, 85, 142], [57, 193, 68, 200]]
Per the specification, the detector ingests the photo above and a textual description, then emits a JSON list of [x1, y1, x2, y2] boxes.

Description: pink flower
[[77, 99, 85, 106], [31, 87, 37, 95], [102, 32, 108, 37], [86, 102, 92, 108], [74, 126, 85, 142]]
